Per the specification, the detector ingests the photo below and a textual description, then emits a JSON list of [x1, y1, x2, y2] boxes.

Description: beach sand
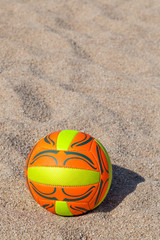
[[0, 0, 159, 239]]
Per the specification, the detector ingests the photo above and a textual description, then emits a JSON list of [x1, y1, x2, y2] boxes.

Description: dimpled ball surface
[[25, 130, 112, 216]]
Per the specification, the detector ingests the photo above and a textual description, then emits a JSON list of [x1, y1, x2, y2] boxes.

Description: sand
[[0, 0, 160, 239]]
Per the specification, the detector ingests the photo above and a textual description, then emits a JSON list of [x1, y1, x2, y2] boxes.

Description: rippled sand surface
[[0, 0, 159, 239]]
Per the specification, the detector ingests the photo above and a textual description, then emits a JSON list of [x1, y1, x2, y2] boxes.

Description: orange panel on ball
[[38, 199, 56, 214], [27, 147, 99, 171], [68, 202, 90, 216], [89, 140, 110, 208], [68, 132, 94, 151], [28, 180, 99, 203], [36, 131, 60, 150]]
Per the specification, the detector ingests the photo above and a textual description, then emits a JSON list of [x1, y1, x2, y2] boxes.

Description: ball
[[25, 130, 112, 216]]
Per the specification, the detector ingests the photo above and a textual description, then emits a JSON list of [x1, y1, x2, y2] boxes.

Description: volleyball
[[25, 130, 112, 216]]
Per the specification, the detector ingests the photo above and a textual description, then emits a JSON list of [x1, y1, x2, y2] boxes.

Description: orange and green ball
[[25, 130, 112, 216]]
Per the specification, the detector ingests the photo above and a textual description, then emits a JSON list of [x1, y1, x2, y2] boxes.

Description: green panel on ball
[[57, 130, 79, 150], [28, 167, 100, 186], [94, 139, 112, 208], [55, 201, 73, 216]]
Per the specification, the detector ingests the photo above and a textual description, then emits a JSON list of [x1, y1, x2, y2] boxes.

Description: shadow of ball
[[96, 164, 145, 212]]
